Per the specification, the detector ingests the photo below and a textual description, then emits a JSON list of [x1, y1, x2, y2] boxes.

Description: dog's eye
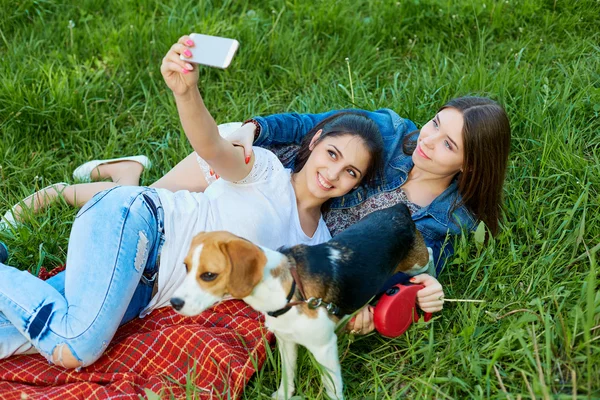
[[200, 272, 218, 282]]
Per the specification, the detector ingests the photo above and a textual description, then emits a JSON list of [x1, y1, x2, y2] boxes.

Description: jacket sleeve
[[252, 108, 404, 147], [253, 111, 348, 146], [427, 235, 454, 277]]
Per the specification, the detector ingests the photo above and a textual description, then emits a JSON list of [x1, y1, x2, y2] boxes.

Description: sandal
[[72, 155, 151, 181]]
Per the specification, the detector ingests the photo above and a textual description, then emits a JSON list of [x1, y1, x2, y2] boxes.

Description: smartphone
[[181, 33, 239, 69]]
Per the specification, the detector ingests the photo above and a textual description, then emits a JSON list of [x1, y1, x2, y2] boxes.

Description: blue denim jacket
[[253, 109, 477, 279]]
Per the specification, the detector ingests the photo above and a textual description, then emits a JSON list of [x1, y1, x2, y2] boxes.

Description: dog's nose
[[170, 297, 185, 311]]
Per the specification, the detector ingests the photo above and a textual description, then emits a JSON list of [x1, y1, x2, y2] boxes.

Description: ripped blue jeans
[[0, 186, 164, 367]]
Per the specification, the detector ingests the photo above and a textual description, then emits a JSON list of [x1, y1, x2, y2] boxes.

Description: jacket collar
[[413, 178, 475, 228], [399, 159, 475, 229]]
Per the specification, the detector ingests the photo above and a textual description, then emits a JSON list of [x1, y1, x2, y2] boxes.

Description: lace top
[[196, 148, 282, 185], [324, 190, 421, 236]]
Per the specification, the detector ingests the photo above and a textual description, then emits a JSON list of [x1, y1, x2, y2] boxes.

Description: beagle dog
[[171, 203, 431, 400]]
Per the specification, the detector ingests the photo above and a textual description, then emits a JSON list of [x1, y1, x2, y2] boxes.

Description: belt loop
[[141, 271, 158, 285], [142, 191, 165, 234], [156, 202, 164, 234]]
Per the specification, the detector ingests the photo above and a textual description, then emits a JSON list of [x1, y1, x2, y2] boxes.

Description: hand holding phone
[[181, 33, 239, 69]]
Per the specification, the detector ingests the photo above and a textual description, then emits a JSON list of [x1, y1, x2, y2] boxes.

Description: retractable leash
[[373, 284, 433, 338]]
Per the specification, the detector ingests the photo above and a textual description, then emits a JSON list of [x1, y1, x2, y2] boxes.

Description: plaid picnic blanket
[[0, 267, 275, 399]]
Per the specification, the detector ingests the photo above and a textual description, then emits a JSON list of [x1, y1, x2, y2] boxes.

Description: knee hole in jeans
[[51, 343, 83, 369]]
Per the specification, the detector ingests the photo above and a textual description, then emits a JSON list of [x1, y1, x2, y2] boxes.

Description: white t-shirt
[[141, 146, 331, 315]]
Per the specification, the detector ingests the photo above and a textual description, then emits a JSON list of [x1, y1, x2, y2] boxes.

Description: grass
[[1, 0, 599, 398]]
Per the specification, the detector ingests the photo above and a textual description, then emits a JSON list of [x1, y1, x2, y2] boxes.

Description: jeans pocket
[[75, 187, 119, 219]]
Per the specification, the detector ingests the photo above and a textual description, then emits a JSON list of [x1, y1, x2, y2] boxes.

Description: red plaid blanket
[[0, 268, 275, 399]]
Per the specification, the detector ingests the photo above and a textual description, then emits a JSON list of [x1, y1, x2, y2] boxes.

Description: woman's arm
[[160, 35, 252, 182], [252, 111, 345, 146], [252, 108, 408, 147]]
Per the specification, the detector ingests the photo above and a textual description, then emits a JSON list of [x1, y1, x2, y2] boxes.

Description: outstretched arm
[[160, 35, 252, 182]]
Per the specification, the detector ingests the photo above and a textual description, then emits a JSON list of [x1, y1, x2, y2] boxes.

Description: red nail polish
[[186, 40, 194, 46], [209, 169, 214, 176], [215, 174, 220, 179], [182, 68, 188, 74], [245, 156, 250, 164], [410, 278, 416, 282], [184, 49, 192, 57]]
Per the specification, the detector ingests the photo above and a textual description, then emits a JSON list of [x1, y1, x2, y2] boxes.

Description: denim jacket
[[253, 109, 477, 279]]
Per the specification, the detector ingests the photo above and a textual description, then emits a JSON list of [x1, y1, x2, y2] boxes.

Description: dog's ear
[[396, 230, 431, 273], [222, 238, 266, 298]]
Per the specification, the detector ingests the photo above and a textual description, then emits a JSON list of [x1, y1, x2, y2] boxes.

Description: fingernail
[[410, 278, 416, 282], [186, 40, 194, 46], [245, 156, 250, 164], [182, 68, 189, 74], [184, 49, 192, 57], [209, 169, 214, 176], [215, 174, 220, 179], [186, 63, 194, 70]]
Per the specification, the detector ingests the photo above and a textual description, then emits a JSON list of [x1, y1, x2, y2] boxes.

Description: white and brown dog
[[170, 203, 431, 400]]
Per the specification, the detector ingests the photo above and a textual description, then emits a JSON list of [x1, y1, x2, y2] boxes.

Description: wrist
[[174, 89, 201, 104], [243, 119, 261, 143]]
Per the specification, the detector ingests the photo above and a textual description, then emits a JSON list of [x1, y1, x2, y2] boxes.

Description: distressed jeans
[[0, 186, 164, 367]]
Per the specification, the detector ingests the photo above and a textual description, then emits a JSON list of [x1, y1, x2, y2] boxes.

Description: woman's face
[[303, 133, 372, 200], [413, 107, 465, 177]]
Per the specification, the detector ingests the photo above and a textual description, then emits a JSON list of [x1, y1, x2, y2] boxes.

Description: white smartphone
[[181, 33, 239, 69]]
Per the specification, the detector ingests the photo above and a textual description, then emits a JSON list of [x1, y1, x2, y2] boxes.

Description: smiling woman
[[402, 107, 466, 207], [291, 112, 383, 218], [402, 97, 511, 237]]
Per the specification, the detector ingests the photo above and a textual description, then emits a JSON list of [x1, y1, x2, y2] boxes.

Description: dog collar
[[267, 266, 342, 318], [267, 279, 296, 318]]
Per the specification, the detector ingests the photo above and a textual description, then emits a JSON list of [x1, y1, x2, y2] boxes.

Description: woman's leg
[[149, 151, 208, 192], [7, 159, 144, 220], [0, 186, 163, 368], [62, 152, 209, 206], [9, 182, 117, 220], [0, 272, 65, 357], [0, 265, 156, 358], [6, 151, 205, 223], [87, 160, 145, 185]]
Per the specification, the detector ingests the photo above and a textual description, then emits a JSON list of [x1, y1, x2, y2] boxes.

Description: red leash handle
[[423, 311, 433, 322], [373, 284, 431, 338]]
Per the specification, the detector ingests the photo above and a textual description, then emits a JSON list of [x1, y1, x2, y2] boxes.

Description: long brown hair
[[404, 97, 511, 235]]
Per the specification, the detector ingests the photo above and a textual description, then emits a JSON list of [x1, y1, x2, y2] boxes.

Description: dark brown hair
[[403, 97, 511, 235], [293, 112, 384, 209]]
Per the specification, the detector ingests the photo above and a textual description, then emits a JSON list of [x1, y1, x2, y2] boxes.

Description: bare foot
[[11, 183, 67, 221], [90, 161, 144, 185]]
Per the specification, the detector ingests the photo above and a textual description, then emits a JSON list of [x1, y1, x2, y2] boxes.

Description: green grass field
[[1, 0, 599, 398]]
